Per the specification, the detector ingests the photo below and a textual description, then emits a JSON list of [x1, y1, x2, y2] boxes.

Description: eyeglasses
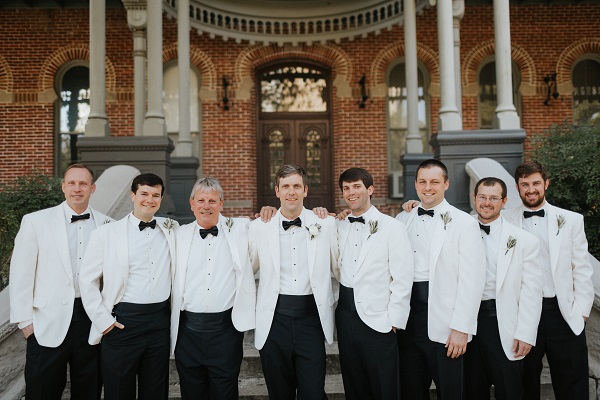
[[476, 195, 504, 203]]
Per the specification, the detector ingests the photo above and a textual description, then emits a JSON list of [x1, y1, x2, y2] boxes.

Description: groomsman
[[504, 161, 594, 400], [395, 159, 486, 400], [170, 177, 256, 399], [335, 167, 413, 400], [465, 177, 543, 400], [80, 173, 177, 400], [249, 164, 338, 400], [9, 164, 111, 400]]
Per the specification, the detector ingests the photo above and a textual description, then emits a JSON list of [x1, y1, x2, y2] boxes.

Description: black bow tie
[[200, 226, 219, 239], [282, 217, 302, 231], [417, 207, 434, 217], [71, 213, 90, 223], [348, 216, 365, 224], [138, 220, 157, 231], [479, 223, 490, 235], [524, 209, 545, 219]]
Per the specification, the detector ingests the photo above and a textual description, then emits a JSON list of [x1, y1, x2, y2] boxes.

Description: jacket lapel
[[221, 215, 242, 273], [303, 210, 318, 279], [52, 205, 72, 278], [355, 208, 378, 273], [267, 212, 281, 279], [546, 204, 561, 275], [115, 217, 130, 284], [496, 218, 512, 293], [178, 223, 196, 291], [429, 204, 448, 280]]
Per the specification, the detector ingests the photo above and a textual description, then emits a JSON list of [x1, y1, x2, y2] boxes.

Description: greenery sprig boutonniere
[[440, 212, 452, 230], [367, 220, 378, 239], [306, 223, 321, 240], [556, 215, 565, 236], [226, 217, 234, 232], [163, 218, 176, 233], [505, 235, 517, 255], [103, 218, 111, 224]]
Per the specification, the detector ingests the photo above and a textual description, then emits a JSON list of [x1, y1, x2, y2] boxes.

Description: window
[[572, 57, 600, 126], [260, 65, 328, 113], [478, 60, 521, 129], [163, 62, 201, 134]]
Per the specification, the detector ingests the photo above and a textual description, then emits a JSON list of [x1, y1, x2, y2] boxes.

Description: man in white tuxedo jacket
[[10, 164, 111, 400], [464, 177, 543, 400], [170, 177, 256, 400], [80, 173, 177, 400], [395, 159, 486, 400], [249, 164, 337, 400], [503, 161, 594, 400], [334, 167, 414, 400]]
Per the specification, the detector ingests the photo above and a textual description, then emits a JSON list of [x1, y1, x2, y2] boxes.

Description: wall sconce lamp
[[543, 73, 559, 106], [358, 75, 369, 109], [219, 76, 231, 111]]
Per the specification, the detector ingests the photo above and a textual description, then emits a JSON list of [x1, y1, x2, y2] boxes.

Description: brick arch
[[162, 43, 217, 90], [0, 56, 13, 93], [370, 41, 440, 87], [463, 40, 536, 89], [556, 38, 600, 86], [38, 44, 116, 95]]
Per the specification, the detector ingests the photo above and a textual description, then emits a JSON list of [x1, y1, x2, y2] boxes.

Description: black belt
[[275, 294, 318, 317], [180, 309, 233, 333], [542, 296, 559, 310], [411, 281, 429, 304], [478, 299, 497, 318], [112, 299, 170, 322], [338, 284, 357, 312]]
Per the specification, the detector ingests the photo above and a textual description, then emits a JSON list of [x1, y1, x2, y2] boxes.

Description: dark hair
[[131, 173, 165, 196], [64, 163, 94, 182], [514, 161, 548, 184], [415, 159, 448, 182], [275, 164, 308, 187], [338, 168, 374, 191], [474, 177, 507, 198]]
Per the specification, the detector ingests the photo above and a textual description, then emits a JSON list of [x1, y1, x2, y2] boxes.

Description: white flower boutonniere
[[440, 212, 452, 230], [556, 215, 565, 236], [226, 217, 234, 232], [505, 235, 517, 255], [306, 223, 321, 240], [367, 220, 378, 240], [103, 218, 111, 224], [163, 218, 176, 233]]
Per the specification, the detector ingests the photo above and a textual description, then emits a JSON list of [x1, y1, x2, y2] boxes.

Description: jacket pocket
[[32, 297, 47, 309]]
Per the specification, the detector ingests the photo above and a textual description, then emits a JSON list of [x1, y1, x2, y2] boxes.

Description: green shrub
[[532, 122, 600, 259], [0, 172, 64, 290]]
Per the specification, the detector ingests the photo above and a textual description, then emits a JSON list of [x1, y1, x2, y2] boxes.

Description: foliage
[[0, 172, 64, 290], [532, 121, 600, 258]]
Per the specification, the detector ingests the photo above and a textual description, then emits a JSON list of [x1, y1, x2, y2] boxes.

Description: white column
[[176, 0, 193, 156], [85, 0, 110, 137], [126, 7, 147, 137], [437, 0, 462, 131], [493, 0, 520, 129], [453, 0, 464, 116], [404, 0, 422, 153], [143, 0, 166, 136]]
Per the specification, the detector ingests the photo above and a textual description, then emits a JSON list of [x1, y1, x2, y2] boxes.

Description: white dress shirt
[[122, 213, 171, 304], [521, 204, 555, 297], [340, 206, 377, 288], [64, 203, 96, 298], [182, 223, 236, 313], [480, 217, 502, 300], [279, 213, 311, 295], [409, 202, 445, 282]]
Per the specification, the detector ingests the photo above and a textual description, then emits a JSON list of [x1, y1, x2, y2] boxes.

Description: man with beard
[[503, 161, 593, 400]]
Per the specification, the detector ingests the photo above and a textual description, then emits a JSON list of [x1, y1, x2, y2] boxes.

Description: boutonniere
[[103, 218, 111, 224], [367, 220, 378, 239], [163, 218, 176, 233], [556, 215, 565, 236], [226, 217, 234, 232], [440, 212, 452, 230], [505, 235, 517, 255], [306, 223, 321, 240]]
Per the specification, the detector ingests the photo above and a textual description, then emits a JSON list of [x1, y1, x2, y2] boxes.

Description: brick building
[[0, 0, 598, 219]]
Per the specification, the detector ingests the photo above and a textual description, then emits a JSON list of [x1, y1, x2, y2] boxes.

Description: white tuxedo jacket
[[170, 215, 256, 354], [396, 200, 486, 344], [79, 214, 177, 345], [334, 207, 414, 332], [249, 208, 338, 350], [503, 202, 594, 335], [481, 217, 543, 360], [9, 203, 111, 347]]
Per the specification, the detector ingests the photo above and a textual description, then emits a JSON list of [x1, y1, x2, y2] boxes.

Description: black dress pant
[[465, 300, 524, 400], [522, 297, 589, 400], [336, 285, 400, 400], [25, 298, 101, 400], [174, 309, 244, 400], [259, 294, 327, 400], [397, 282, 464, 400], [101, 300, 170, 400]]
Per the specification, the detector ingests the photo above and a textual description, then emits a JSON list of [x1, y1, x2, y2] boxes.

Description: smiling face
[[190, 188, 223, 228], [62, 167, 96, 214], [474, 183, 507, 224], [275, 173, 307, 220], [341, 180, 373, 216], [517, 172, 548, 210], [415, 166, 449, 209], [131, 184, 163, 222]]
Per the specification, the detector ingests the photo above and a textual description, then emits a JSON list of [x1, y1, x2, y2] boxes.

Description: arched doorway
[[257, 61, 334, 210]]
